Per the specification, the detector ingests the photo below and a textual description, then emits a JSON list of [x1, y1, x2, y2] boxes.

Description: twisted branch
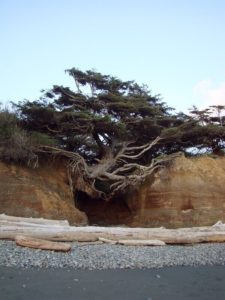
[[38, 137, 180, 199]]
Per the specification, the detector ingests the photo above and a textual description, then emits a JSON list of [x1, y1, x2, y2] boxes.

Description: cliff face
[[126, 155, 225, 227], [1, 155, 225, 228], [0, 160, 87, 225]]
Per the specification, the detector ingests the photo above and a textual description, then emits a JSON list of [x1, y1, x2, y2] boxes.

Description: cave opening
[[75, 191, 133, 226]]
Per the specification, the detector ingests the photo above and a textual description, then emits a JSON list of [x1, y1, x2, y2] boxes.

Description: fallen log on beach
[[15, 235, 71, 252], [0, 214, 70, 226], [1, 214, 225, 245], [117, 239, 166, 246], [99, 237, 166, 246]]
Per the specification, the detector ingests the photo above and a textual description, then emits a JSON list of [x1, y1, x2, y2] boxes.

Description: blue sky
[[0, 0, 225, 112]]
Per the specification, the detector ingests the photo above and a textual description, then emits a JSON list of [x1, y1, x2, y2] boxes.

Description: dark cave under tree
[[13, 68, 225, 199]]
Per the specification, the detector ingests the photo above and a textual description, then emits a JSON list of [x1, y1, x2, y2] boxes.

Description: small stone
[[156, 274, 161, 278], [22, 284, 26, 288]]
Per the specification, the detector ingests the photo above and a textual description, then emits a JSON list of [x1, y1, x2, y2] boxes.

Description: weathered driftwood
[[99, 237, 118, 244], [3, 225, 225, 244], [0, 214, 69, 227], [99, 237, 165, 246], [2, 215, 225, 245], [77, 241, 103, 246], [15, 235, 71, 252], [2, 225, 225, 244], [118, 239, 166, 246]]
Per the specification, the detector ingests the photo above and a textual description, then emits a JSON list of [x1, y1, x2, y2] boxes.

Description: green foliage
[[0, 108, 56, 166], [29, 131, 56, 147], [15, 68, 176, 161], [8, 68, 225, 164], [0, 110, 17, 139]]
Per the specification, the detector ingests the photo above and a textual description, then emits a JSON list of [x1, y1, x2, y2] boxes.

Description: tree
[[210, 105, 225, 127], [13, 69, 225, 199], [184, 105, 225, 154], [188, 105, 211, 125], [15, 69, 182, 199]]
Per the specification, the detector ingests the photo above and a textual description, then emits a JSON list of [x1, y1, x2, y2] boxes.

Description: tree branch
[[118, 136, 161, 160]]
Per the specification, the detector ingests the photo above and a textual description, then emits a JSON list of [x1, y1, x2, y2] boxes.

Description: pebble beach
[[1, 240, 225, 270]]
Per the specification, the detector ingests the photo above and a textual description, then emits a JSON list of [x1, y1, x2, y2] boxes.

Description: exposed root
[[39, 138, 181, 199]]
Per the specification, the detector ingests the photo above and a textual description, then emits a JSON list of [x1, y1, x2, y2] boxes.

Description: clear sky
[[0, 0, 225, 112]]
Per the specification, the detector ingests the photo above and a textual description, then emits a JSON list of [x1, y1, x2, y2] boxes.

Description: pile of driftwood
[[1, 214, 225, 252]]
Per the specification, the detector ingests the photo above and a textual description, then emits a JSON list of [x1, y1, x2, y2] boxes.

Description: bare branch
[[119, 136, 161, 160]]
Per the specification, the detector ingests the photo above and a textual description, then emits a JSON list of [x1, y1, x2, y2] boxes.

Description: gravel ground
[[1, 240, 225, 269]]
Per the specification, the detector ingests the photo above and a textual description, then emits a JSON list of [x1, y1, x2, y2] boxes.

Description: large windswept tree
[[13, 68, 225, 199], [14, 69, 183, 199]]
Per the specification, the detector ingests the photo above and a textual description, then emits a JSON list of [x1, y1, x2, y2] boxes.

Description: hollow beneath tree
[[75, 191, 133, 226]]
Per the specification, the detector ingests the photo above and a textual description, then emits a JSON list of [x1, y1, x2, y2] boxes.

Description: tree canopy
[[16, 68, 177, 160]]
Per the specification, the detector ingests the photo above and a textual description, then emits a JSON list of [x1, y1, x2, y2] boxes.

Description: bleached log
[[118, 239, 166, 246], [0, 214, 69, 226], [78, 241, 103, 246], [0, 221, 70, 229], [15, 235, 71, 252], [99, 237, 166, 246], [2, 224, 225, 244], [99, 237, 118, 244], [2, 216, 225, 245]]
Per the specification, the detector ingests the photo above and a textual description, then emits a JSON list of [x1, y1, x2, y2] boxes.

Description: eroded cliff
[[1, 155, 225, 228], [126, 155, 225, 227], [0, 160, 87, 225]]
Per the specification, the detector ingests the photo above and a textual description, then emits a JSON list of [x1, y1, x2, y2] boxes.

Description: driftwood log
[[15, 235, 71, 252], [99, 237, 166, 246], [0, 214, 70, 226], [1, 214, 225, 245], [99, 237, 118, 244], [117, 239, 166, 246]]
